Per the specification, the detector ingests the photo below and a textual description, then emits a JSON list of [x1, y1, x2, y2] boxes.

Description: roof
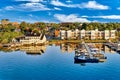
[[40, 34, 45, 40], [25, 33, 40, 36]]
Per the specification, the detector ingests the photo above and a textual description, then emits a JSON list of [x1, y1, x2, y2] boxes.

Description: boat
[[90, 48, 99, 54], [74, 50, 99, 63], [74, 57, 99, 63]]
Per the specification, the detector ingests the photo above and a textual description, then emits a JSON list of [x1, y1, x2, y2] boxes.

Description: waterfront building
[[74, 29, 80, 39], [60, 29, 116, 40], [54, 30, 60, 37], [80, 29, 86, 39], [60, 30, 66, 39], [66, 30, 72, 39], [104, 30, 110, 40], [91, 30, 96, 40], [110, 30, 116, 39], [20, 33, 46, 45]]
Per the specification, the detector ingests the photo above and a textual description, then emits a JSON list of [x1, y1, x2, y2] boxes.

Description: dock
[[104, 42, 120, 52], [74, 43, 107, 63]]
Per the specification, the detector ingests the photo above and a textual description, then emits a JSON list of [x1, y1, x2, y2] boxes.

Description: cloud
[[15, 0, 44, 3], [0, 9, 2, 11], [81, 1, 109, 10], [91, 15, 120, 19], [4, 6, 14, 10], [28, 14, 33, 17], [51, 0, 78, 8], [81, 15, 88, 18], [54, 7, 61, 10], [20, 3, 50, 11], [4, 3, 50, 11], [51, 0, 67, 7], [51, 0, 109, 10], [54, 14, 90, 22], [66, 0, 72, 3], [117, 7, 120, 10]]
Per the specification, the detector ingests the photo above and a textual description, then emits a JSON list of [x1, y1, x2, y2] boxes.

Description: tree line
[[0, 21, 120, 43]]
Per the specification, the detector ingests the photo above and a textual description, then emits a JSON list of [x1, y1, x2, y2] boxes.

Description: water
[[0, 44, 120, 80]]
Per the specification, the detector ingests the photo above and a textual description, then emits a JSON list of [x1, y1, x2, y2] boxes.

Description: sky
[[0, 0, 120, 23]]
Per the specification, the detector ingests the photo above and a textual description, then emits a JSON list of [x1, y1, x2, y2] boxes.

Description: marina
[[74, 43, 107, 63]]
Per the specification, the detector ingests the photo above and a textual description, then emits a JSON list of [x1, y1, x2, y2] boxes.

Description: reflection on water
[[0, 43, 117, 55], [0, 43, 118, 65], [20, 46, 47, 55], [60, 43, 77, 53], [1, 43, 120, 80], [74, 43, 107, 66]]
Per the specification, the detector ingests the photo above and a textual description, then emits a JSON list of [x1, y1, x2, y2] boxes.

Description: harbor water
[[0, 44, 120, 80]]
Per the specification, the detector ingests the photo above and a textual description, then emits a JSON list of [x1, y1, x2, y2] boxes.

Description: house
[[20, 33, 46, 45], [1, 19, 10, 25], [54, 30, 60, 37]]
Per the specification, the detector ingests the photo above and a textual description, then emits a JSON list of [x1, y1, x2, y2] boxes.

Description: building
[[110, 30, 116, 39], [60, 29, 116, 40], [20, 33, 47, 45], [80, 29, 86, 39], [54, 30, 60, 37], [60, 30, 66, 39], [104, 30, 110, 40], [1, 19, 10, 25]]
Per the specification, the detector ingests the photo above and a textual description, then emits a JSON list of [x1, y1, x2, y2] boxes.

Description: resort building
[[20, 33, 46, 45], [60, 29, 116, 40]]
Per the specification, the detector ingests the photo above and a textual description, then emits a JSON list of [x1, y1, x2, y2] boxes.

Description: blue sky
[[0, 0, 120, 23]]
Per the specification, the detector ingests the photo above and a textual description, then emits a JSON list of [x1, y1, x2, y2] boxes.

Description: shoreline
[[0, 39, 117, 48]]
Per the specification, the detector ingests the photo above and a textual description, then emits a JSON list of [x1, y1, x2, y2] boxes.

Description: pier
[[105, 42, 120, 52], [74, 43, 107, 63]]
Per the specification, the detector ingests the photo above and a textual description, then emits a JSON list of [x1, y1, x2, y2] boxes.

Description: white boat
[[90, 48, 99, 54]]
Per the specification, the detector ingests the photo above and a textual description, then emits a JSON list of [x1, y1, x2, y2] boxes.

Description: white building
[[60, 30, 66, 39], [104, 30, 110, 40], [110, 30, 116, 39], [80, 29, 86, 39], [91, 30, 96, 40], [66, 30, 72, 39], [60, 29, 116, 40], [20, 33, 46, 45]]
